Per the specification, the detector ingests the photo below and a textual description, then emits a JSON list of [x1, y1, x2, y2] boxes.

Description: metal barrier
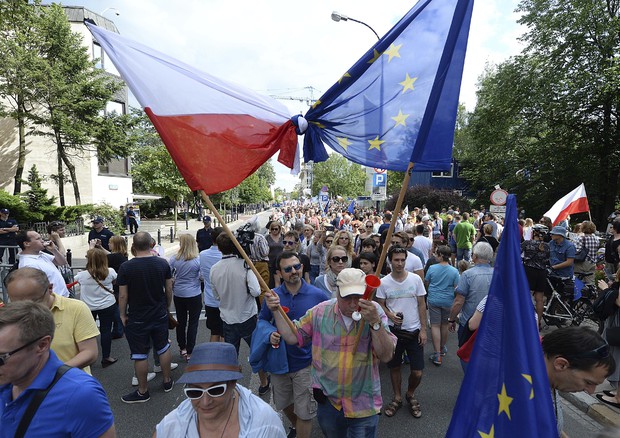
[[0, 263, 86, 304]]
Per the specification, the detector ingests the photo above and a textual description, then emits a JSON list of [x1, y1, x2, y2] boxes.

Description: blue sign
[[320, 195, 329, 202], [373, 173, 386, 187]]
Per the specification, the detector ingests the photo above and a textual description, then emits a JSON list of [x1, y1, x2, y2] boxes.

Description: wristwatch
[[371, 321, 381, 331]]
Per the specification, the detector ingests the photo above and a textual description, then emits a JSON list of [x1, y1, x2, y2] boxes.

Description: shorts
[[204, 305, 223, 337], [387, 329, 424, 371], [449, 243, 457, 254], [125, 314, 170, 360], [524, 266, 547, 293], [271, 366, 317, 420], [427, 304, 451, 325]]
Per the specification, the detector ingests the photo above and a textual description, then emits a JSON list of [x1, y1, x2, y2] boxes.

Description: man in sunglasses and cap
[[155, 342, 285, 437], [265, 268, 396, 438]]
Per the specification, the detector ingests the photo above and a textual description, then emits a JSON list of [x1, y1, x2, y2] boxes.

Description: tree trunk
[[12, 96, 27, 195], [59, 149, 81, 205], [57, 147, 65, 207]]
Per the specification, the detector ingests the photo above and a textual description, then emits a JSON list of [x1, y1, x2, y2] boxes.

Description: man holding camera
[[88, 217, 114, 251]]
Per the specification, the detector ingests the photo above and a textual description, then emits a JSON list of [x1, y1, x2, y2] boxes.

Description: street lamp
[[100, 7, 120, 17], [331, 11, 380, 41]]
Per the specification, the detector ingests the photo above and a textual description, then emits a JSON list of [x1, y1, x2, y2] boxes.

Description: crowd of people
[[0, 202, 618, 437]]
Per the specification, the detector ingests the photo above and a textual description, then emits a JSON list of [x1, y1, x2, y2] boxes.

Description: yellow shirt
[[50, 293, 100, 375]]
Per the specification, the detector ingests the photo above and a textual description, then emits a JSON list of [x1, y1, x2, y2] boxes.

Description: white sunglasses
[[183, 383, 228, 399]]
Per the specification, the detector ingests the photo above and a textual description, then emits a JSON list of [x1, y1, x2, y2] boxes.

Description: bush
[[385, 185, 471, 215], [0, 190, 40, 222]]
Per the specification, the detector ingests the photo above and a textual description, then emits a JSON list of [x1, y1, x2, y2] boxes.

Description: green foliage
[[385, 186, 471, 214], [20, 165, 56, 219], [311, 154, 367, 198], [0, 190, 35, 222], [387, 171, 406, 195], [458, 0, 620, 227]]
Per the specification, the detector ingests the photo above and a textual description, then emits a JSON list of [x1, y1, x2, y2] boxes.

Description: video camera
[[235, 223, 255, 255]]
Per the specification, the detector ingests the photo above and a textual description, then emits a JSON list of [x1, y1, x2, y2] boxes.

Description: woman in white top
[[170, 234, 202, 362], [75, 247, 118, 368]]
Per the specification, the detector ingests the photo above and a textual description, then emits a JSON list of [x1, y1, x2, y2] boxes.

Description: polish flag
[[544, 184, 589, 226], [85, 22, 298, 195]]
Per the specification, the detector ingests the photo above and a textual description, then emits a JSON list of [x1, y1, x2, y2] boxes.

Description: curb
[[561, 391, 620, 427]]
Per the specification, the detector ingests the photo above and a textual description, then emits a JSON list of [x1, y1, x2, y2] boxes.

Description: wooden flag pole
[[200, 191, 297, 335], [353, 162, 415, 351]]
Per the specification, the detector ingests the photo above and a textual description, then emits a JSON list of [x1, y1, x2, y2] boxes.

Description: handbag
[[574, 237, 589, 262], [390, 327, 420, 342], [168, 313, 179, 330]]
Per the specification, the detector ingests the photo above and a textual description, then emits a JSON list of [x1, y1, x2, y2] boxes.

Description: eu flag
[[347, 200, 355, 215], [303, 0, 474, 172], [446, 195, 557, 437]]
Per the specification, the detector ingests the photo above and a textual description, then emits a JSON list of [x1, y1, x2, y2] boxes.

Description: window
[[432, 164, 454, 178], [105, 101, 125, 116], [93, 42, 103, 69], [99, 158, 129, 176]]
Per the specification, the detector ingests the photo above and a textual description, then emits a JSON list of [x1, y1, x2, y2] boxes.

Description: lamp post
[[331, 11, 380, 41]]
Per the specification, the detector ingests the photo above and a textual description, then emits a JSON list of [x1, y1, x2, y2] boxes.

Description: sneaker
[[258, 375, 271, 396], [287, 427, 297, 438], [441, 346, 448, 356], [121, 389, 150, 404], [132, 372, 156, 387], [163, 379, 175, 393], [429, 353, 442, 366], [153, 362, 178, 373]]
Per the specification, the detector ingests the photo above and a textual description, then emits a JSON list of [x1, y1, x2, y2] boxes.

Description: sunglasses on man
[[282, 263, 302, 273], [184, 383, 228, 399]]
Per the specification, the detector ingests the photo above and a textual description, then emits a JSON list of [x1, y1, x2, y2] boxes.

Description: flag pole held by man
[[446, 195, 557, 437]]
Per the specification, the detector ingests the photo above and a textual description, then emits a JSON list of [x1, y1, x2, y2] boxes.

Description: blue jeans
[[317, 400, 379, 438], [309, 265, 320, 284], [456, 248, 471, 262], [223, 315, 257, 356], [91, 303, 118, 359]]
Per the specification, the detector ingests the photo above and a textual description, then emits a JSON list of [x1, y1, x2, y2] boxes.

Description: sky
[[70, 0, 525, 191]]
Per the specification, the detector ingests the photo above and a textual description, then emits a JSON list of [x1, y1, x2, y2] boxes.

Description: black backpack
[[605, 236, 620, 265], [592, 287, 619, 321]]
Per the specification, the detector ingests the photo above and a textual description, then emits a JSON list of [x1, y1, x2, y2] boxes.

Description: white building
[[0, 6, 132, 208]]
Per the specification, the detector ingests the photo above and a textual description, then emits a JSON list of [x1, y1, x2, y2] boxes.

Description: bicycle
[[542, 275, 603, 332]]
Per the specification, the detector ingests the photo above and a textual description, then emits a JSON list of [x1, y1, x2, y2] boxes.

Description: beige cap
[[336, 268, 366, 297]]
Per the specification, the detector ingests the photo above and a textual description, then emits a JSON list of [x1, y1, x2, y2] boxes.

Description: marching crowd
[[0, 203, 617, 437]]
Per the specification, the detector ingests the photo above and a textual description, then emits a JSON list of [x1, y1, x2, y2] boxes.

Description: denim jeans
[[317, 400, 379, 438], [173, 294, 203, 354], [223, 315, 257, 356], [91, 303, 118, 359], [456, 247, 471, 262], [309, 265, 320, 284]]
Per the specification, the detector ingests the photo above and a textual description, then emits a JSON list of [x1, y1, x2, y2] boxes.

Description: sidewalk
[[562, 382, 620, 428], [67, 210, 272, 265]]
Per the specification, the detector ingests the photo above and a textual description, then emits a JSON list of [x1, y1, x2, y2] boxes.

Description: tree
[[21, 164, 56, 219], [457, 0, 620, 226], [311, 154, 367, 198], [28, 4, 134, 205], [0, 0, 46, 195]]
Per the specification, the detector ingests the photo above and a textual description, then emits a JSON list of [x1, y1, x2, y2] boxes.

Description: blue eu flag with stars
[[303, 0, 474, 172], [446, 195, 557, 437]]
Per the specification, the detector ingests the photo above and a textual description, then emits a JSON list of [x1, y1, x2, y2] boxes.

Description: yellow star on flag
[[338, 72, 351, 84], [337, 137, 352, 150], [383, 43, 403, 62], [367, 49, 382, 64], [478, 425, 495, 438], [391, 110, 409, 127], [368, 136, 385, 151], [310, 121, 325, 129], [311, 99, 321, 109], [497, 384, 514, 420], [399, 73, 417, 94], [522, 374, 535, 400]]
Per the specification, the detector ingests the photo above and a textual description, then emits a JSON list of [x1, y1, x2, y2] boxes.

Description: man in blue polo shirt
[[0, 301, 115, 437], [258, 251, 330, 438]]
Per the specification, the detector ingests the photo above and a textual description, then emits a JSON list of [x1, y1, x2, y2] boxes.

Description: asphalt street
[[83, 212, 604, 437]]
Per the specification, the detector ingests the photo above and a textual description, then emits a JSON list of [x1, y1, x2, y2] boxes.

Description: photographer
[[238, 216, 270, 305], [88, 217, 114, 252], [521, 224, 550, 329]]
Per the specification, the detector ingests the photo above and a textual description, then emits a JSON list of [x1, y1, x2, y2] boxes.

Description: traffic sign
[[490, 189, 508, 206], [374, 168, 386, 174], [373, 173, 387, 187]]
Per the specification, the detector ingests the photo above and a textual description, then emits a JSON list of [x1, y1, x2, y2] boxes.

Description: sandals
[[101, 357, 118, 368], [406, 394, 422, 418], [180, 349, 188, 360], [383, 399, 403, 417]]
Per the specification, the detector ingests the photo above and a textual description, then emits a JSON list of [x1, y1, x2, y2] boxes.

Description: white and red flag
[[85, 22, 299, 195], [543, 183, 589, 226]]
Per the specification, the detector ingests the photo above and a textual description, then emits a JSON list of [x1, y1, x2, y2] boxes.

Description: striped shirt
[[295, 299, 396, 418]]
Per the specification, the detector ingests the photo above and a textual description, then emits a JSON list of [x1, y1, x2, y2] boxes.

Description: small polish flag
[[543, 184, 589, 226]]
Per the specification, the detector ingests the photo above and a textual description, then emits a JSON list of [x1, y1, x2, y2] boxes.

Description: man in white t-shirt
[[412, 225, 433, 264], [16, 230, 70, 297], [389, 232, 424, 281], [375, 246, 427, 419]]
